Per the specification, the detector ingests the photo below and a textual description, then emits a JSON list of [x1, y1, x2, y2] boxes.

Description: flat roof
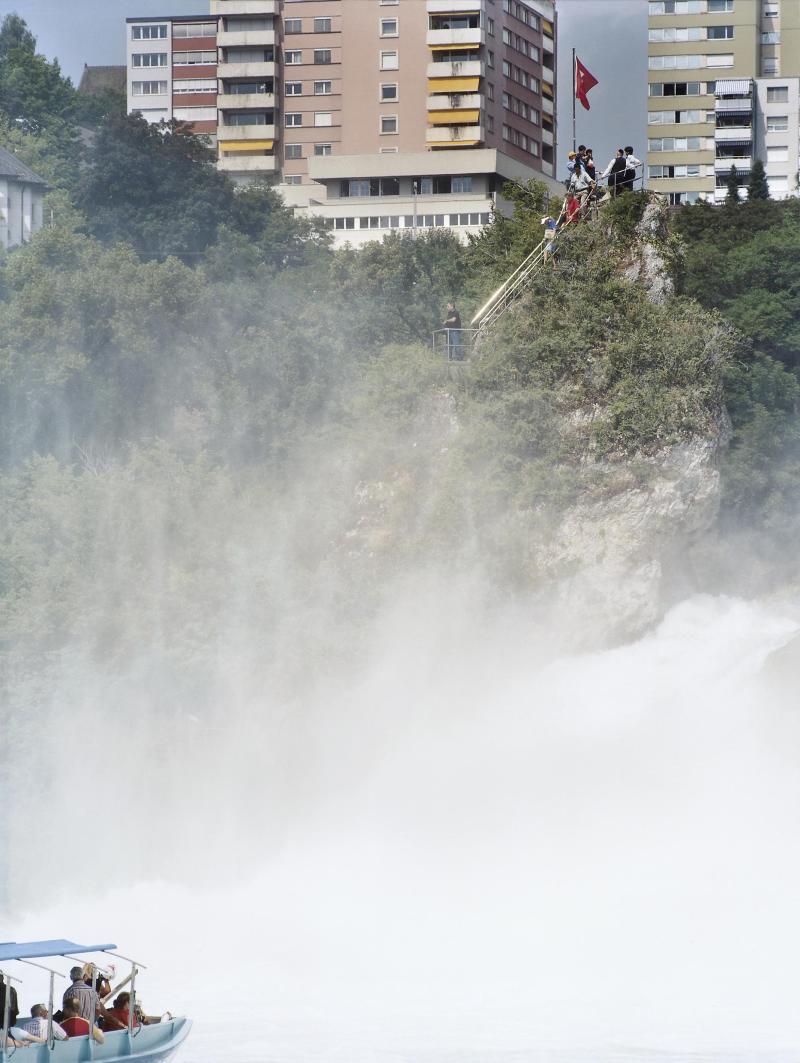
[[308, 148, 546, 184], [0, 940, 117, 962], [126, 14, 211, 22]]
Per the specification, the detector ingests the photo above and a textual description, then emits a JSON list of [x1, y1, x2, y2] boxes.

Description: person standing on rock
[[601, 148, 628, 198], [622, 146, 642, 192]]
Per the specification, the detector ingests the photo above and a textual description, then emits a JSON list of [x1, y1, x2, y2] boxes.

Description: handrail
[[470, 236, 547, 326]]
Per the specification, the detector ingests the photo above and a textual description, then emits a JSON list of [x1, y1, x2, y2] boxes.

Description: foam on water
[[5, 594, 800, 1062]]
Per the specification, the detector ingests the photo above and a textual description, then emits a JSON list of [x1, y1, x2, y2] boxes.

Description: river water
[[4, 594, 800, 1062]]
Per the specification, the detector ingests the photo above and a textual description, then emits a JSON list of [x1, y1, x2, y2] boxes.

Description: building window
[[487, 49, 494, 68], [380, 18, 398, 36], [380, 114, 398, 134], [131, 81, 168, 95], [767, 85, 788, 102], [487, 114, 494, 132], [132, 53, 168, 67], [173, 21, 216, 38], [285, 81, 302, 95], [284, 18, 302, 33], [314, 49, 332, 64], [314, 80, 332, 94], [173, 78, 217, 93], [285, 144, 303, 159], [285, 175, 302, 185], [315, 143, 332, 155], [315, 111, 332, 126], [761, 31, 781, 43], [226, 80, 271, 94], [452, 176, 473, 193], [486, 82, 494, 101], [767, 144, 789, 162], [285, 50, 302, 64], [380, 83, 398, 101], [314, 17, 332, 32], [380, 147, 399, 153], [762, 58, 780, 75], [487, 16, 495, 35], [131, 24, 167, 39], [707, 24, 734, 38], [767, 115, 788, 131], [380, 50, 399, 70], [173, 50, 217, 65], [768, 176, 789, 194], [225, 111, 273, 126], [708, 0, 734, 8], [285, 112, 302, 126]]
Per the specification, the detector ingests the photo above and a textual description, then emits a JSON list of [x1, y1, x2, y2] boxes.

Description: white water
[[5, 593, 800, 1062]]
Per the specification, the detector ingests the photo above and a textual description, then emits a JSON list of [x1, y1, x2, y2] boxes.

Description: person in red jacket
[[60, 998, 105, 1043]]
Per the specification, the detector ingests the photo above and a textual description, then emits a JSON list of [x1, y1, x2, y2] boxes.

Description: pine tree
[[747, 158, 770, 201], [725, 165, 740, 206]]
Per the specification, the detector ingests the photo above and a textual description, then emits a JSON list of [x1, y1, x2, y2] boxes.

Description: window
[[707, 25, 734, 38], [226, 47, 274, 62], [487, 49, 494, 68], [173, 78, 217, 94], [285, 175, 302, 186], [315, 111, 332, 126], [767, 86, 788, 102], [380, 114, 398, 134], [285, 144, 303, 159], [380, 83, 398, 101], [649, 0, 704, 11], [132, 53, 168, 67], [767, 115, 788, 131], [225, 111, 272, 125], [314, 143, 332, 156], [227, 80, 272, 94], [223, 17, 271, 32], [285, 81, 302, 95], [380, 147, 399, 154], [314, 17, 332, 32], [173, 51, 216, 64], [284, 18, 302, 33], [314, 49, 332, 64], [767, 145, 789, 162], [762, 58, 780, 75], [707, 54, 734, 67], [314, 80, 332, 94], [285, 112, 302, 126], [380, 50, 398, 70], [648, 136, 706, 150], [131, 24, 167, 40], [761, 31, 781, 43], [173, 22, 216, 37], [173, 107, 216, 122], [131, 81, 168, 95], [768, 176, 789, 194], [380, 18, 398, 36], [486, 82, 494, 101], [708, 0, 733, 8], [487, 17, 495, 35], [452, 176, 473, 193], [285, 50, 302, 64]]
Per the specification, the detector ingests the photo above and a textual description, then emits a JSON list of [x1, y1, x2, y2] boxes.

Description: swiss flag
[[575, 56, 599, 111]]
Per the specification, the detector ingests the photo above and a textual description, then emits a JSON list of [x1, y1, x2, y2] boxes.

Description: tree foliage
[[747, 158, 770, 201]]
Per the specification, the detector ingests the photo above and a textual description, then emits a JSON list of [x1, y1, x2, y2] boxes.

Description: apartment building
[[127, 0, 558, 245], [647, 0, 800, 203], [126, 15, 218, 137]]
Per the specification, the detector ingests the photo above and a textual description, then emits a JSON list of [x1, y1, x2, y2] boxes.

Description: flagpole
[[572, 48, 577, 154]]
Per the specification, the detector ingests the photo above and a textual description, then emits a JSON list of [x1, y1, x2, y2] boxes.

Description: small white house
[[0, 146, 47, 250]]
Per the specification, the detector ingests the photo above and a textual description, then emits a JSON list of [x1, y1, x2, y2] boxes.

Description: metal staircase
[[469, 235, 550, 334]]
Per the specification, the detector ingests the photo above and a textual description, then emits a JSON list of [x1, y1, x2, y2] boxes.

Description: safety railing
[[469, 236, 549, 333], [432, 327, 482, 360]]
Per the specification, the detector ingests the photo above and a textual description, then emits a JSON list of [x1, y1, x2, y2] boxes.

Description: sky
[[0, 0, 648, 176]]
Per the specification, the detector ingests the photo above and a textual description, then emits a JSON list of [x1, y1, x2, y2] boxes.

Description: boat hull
[[4, 1018, 192, 1063]]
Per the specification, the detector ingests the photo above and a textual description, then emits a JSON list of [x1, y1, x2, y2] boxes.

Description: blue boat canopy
[[0, 940, 117, 962]]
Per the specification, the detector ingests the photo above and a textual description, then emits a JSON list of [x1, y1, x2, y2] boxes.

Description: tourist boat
[[1, 939, 191, 1062]]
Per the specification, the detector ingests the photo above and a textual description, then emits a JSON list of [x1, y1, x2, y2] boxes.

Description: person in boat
[[61, 998, 105, 1043], [17, 1003, 67, 1041], [6, 1023, 46, 1045], [0, 973, 19, 1028], [103, 992, 141, 1030], [81, 962, 113, 1002], [63, 966, 116, 1027]]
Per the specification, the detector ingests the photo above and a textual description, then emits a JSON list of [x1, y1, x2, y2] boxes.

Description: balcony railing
[[427, 27, 485, 48], [426, 60, 484, 78], [426, 124, 483, 144], [217, 29, 275, 48]]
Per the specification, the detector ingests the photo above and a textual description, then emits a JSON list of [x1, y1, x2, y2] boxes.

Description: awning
[[0, 940, 117, 962], [715, 78, 753, 96], [428, 76, 481, 93], [716, 140, 752, 149], [428, 109, 480, 125], [541, 81, 554, 98], [219, 139, 274, 152], [430, 42, 480, 51]]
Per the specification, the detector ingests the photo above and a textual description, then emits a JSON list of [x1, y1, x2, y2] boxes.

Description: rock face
[[620, 197, 676, 305], [533, 413, 731, 643]]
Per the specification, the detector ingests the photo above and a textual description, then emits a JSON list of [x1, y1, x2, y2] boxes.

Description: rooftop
[[78, 64, 126, 96], [0, 145, 48, 186]]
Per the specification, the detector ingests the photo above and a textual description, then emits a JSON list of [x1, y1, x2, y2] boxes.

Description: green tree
[[725, 164, 740, 206], [747, 158, 770, 201], [0, 13, 35, 59]]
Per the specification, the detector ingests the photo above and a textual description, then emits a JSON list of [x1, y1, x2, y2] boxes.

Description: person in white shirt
[[623, 146, 642, 192], [600, 148, 628, 198], [18, 1003, 68, 1041]]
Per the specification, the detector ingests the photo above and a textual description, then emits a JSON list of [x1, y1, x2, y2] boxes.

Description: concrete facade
[[0, 147, 47, 250], [647, 0, 800, 203]]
